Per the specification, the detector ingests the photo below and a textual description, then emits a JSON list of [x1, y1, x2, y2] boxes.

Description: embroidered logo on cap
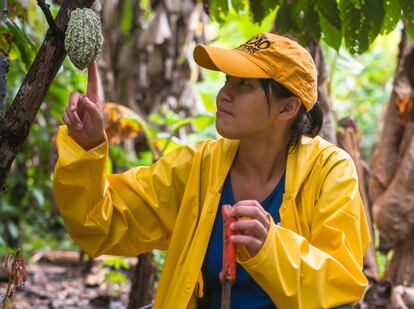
[[237, 34, 271, 53]]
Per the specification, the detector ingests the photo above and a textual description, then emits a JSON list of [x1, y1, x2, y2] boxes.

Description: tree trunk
[[385, 234, 414, 285], [369, 29, 414, 286], [0, 0, 94, 193], [127, 252, 156, 309]]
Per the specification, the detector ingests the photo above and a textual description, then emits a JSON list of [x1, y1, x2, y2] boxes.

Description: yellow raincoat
[[53, 125, 371, 309]]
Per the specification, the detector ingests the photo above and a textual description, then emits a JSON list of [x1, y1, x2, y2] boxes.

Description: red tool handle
[[220, 204, 237, 309], [219, 204, 237, 283]]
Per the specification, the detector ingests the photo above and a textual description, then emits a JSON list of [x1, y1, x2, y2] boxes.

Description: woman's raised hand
[[62, 61, 106, 151]]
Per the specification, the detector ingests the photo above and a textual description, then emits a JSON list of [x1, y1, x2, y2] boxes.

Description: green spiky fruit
[[64, 8, 104, 70]]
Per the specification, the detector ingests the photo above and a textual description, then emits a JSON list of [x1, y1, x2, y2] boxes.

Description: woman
[[54, 32, 371, 308]]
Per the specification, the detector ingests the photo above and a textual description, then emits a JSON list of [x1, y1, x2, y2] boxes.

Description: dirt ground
[[0, 250, 134, 309]]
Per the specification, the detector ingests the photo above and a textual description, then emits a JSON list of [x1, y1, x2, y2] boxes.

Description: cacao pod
[[64, 8, 103, 70]]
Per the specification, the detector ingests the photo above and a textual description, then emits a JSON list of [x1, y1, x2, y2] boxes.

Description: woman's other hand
[[230, 200, 271, 257], [62, 61, 106, 150]]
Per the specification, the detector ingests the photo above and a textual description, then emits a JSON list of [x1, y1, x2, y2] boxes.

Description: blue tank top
[[198, 172, 285, 309]]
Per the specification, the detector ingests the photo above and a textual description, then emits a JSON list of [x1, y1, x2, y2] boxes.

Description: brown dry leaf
[[395, 95, 414, 125], [2, 296, 16, 309], [103, 102, 143, 144], [138, 5, 172, 47]]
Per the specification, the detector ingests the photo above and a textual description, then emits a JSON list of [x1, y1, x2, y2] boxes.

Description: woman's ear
[[277, 97, 301, 121]]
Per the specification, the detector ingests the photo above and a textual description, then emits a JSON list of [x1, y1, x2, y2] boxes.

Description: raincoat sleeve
[[52, 125, 193, 258], [237, 151, 371, 309]]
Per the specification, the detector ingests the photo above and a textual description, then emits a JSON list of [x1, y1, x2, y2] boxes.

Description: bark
[[386, 239, 414, 287], [337, 118, 378, 280], [127, 252, 156, 309], [371, 30, 414, 251], [369, 30, 414, 288], [389, 285, 414, 309], [0, 0, 95, 193], [373, 129, 414, 251], [368, 31, 414, 204], [98, 0, 205, 116]]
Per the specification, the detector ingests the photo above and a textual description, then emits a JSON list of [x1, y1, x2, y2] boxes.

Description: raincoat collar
[[213, 135, 335, 198]]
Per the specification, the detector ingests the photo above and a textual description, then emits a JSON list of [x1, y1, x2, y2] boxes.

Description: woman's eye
[[240, 79, 248, 85]]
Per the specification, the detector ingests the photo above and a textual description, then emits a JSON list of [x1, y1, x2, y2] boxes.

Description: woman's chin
[[216, 124, 239, 140]]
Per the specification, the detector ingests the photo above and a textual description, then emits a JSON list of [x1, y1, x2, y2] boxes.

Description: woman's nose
[[217, 84, 233, 103]]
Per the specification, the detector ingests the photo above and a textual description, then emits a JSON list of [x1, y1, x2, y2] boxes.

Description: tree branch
[[37, 0, 59, 34], [0, 0, 95, 193]]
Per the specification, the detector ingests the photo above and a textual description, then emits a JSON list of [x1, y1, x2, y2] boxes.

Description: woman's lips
[[217, 106, 232, 116]]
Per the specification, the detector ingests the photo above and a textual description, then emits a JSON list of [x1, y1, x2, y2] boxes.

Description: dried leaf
[[103, 102, 143, 144], [139, 6, 172, 47], [395, 95, 414, 124], [1, 296, 16, 309]]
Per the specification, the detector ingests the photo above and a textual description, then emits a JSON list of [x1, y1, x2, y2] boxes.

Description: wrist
[[83, 135, 106, 151]]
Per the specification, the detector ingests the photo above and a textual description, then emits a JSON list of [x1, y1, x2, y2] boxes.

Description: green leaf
[[349, 0, 361, 9], [104, 270, 128, 284], [319, 10, 342, 50], [7, 222, 19, 239], [274, 0, 320, 45], [339, 0, 385, 54], [102, 256, 130, 270], [400, 0, 414, 41], [190, 114, 215, 131], [274, 4, 292, 34], [381, 0, 401, 35], [248, 0, 279, 24], [210, 0, 229, 24], [316, 0, 341, 30], [5, 19, 36, 69], [32, 187, 45, 208], [121, 0, 133, 36], [230, 0, 245, 13], [363, 0, 386, 42], [307, 2, 321, 43]]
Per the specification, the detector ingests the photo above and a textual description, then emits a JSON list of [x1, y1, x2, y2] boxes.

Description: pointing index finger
[[86, 61, 100, 103]]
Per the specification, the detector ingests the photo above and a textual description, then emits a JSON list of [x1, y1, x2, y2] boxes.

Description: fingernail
[[230, 223, 235, 229], [77, 123, 82, 130]]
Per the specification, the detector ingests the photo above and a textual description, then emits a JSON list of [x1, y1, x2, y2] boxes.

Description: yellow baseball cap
[[193, 32, 317, 111]]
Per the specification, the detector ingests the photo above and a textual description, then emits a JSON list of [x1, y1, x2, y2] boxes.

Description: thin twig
[[2, 0, 8, 19], [37, 0, 59, 34], [0, 54, 9, 120]]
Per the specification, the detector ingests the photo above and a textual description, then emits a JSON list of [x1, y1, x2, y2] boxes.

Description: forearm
[[53, 125, 116, 256], [238, 221, 368, 309], [53, 125, 186, 257]]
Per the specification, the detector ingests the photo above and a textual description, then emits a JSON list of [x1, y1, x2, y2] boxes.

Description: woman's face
[[215, 76, 279, 139]]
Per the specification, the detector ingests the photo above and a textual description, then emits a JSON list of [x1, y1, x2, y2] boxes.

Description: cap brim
[[193, 45, 269, 78]]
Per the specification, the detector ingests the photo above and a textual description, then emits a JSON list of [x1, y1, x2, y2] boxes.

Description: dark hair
[[259, 79, 323, 151]]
